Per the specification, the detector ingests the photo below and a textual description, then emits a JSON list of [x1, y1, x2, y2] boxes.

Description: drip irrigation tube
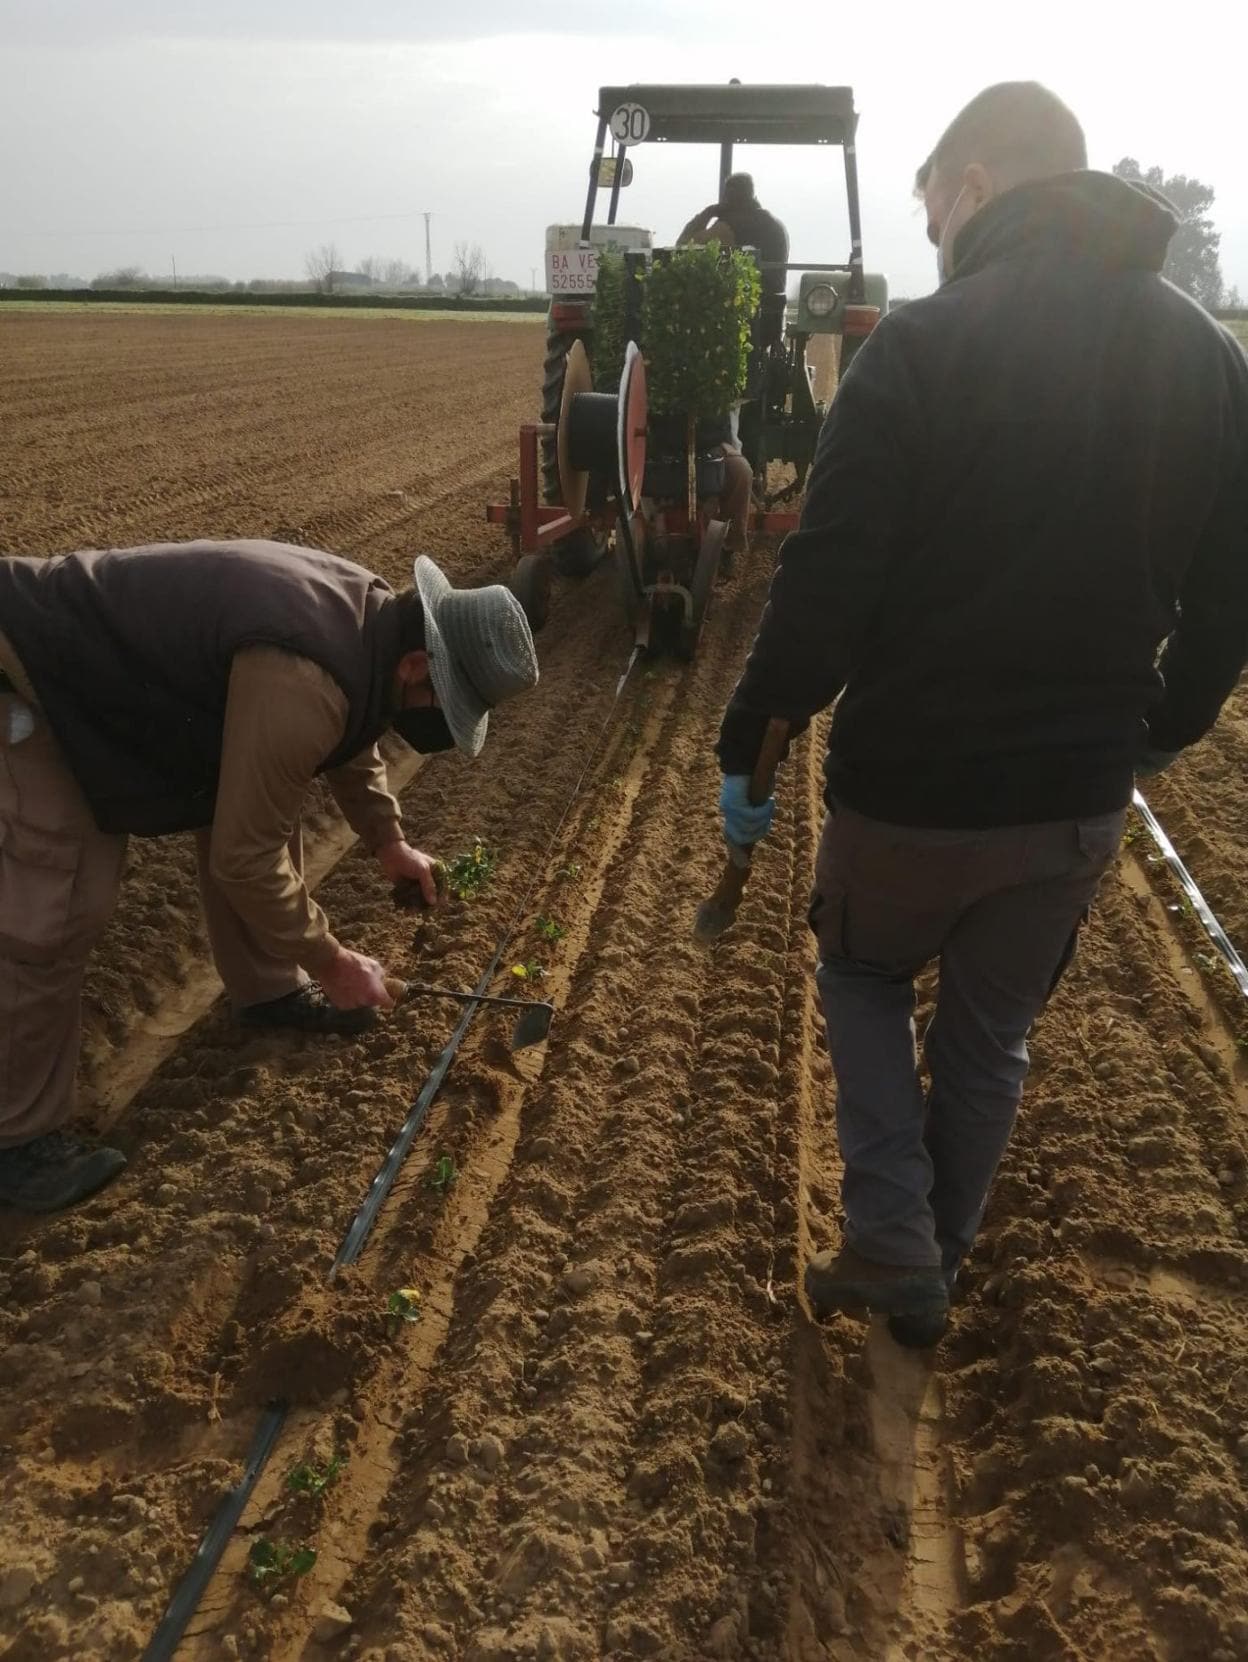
[[1132, 788, 1248, 999], [141, 1404, 286, 1662], [141, 643, 645, 1656], [332, 641, 645, 1278]]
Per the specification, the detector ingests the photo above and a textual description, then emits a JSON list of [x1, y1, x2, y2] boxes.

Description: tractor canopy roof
[[595, 84, 857, 146]]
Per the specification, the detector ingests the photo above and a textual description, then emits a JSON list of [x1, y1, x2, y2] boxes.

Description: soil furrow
[[3, 311, 1247, 1662]]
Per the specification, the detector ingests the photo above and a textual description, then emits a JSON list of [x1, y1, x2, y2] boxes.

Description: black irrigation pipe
[[1132, 787, 1248, 999], [141, 643, 644, 1658], [141, 1405, 286, 1662], [331, 642, 645, 1277]]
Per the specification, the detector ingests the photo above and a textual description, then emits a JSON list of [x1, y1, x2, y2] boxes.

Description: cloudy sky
[[1, 0, 1244, 299]]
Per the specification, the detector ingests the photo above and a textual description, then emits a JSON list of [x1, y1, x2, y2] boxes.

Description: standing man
[[0, 540, 538, 1212], [716, 83, 1248, 1346]]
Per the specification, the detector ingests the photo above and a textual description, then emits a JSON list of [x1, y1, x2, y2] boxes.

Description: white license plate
[[545, 247, 599, 295]]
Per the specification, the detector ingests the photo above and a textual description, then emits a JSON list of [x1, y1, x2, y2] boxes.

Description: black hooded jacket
[[718, 172, 1248, 826]]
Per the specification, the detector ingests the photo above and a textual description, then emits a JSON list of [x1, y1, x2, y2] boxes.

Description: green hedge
[[0, 288, 547, 313]]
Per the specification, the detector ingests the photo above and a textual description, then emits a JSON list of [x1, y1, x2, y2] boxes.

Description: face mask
[[392, 707, 456, 754], [936, 184, 970, 285]]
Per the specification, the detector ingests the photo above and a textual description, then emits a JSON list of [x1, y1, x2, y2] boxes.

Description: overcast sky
[[1, 0, 1244, 300]]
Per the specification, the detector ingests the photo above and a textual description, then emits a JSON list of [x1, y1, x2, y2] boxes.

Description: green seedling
[[511, 961, 545, 982], [248, 1539, 316, 1591], [556, 863, 581, 883], [535, 916, 566, 944], [287, 1456, 344, 1499], [427, 1155, 458, 1195], [445, 841, 498, 902], [387, 1287, 422, 1325]]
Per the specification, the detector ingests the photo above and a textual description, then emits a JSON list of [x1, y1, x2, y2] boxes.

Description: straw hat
[[411, 556, 538, 755]]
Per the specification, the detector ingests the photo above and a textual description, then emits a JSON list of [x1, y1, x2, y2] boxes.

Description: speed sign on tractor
[[609, 103, 651, 144]]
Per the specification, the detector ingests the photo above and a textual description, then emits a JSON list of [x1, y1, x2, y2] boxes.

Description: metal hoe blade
[[692, 717, 790, 948], [386, 978, 554, 1051], [692, 847, 752, 945]]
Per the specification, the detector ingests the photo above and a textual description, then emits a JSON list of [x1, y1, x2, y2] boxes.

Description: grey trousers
[[809, 803, 1125, 1269]]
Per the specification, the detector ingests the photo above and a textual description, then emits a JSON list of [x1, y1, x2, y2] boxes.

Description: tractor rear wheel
[[541, 329, 607, 579]]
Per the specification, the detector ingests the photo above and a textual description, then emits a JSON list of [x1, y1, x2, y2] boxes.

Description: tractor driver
[[678, 173, 790, 293]]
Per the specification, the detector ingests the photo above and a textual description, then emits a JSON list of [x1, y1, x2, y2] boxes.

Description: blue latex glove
[[719, 774, 776, 848], [1136, 746, 1180, 778]]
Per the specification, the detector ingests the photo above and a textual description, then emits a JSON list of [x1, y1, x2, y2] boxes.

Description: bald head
[[917, 81, 1087, 200], [917, 82, 1087, 277]]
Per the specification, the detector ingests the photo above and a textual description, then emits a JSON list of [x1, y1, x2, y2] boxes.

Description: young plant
[[592, 252, 629, 391], [386, 1287, 422, 1325], [248, 1539, 316, 1592], [427, 1154, 458, 1195], [445, 841, 498, 902], [535, 915, 566, 944], [511, 961, 545, 982], [556, 863, 581, 883], [287, 1456, 344, 1499]]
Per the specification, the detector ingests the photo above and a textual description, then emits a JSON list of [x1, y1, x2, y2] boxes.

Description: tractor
[[487, 81, 889, 657]]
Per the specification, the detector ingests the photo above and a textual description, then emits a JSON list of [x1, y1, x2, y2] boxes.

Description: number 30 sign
[[609, 103, 651, 144]]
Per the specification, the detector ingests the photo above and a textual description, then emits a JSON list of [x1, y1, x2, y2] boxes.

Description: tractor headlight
[[805, 283, 837, 318]]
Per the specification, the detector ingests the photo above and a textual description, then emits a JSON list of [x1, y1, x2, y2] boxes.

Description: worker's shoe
[[239, 983, 378, 1036], [0, 1130, 127, 1213], [804, 1245, 950, 1348], [885, 1257, 964, 1349], [886, 1306, 950, 1350]]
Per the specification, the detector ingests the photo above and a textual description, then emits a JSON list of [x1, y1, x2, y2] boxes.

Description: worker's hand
[[377, 839, 442, 906], [699, 203, 721, 225], [318, 946, 395, 1011], [1136, 746, 1181, 778], [719, 774, 776, 848]]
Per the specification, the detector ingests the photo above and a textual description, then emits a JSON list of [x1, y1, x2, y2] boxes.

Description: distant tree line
[[302, 240, 518, 297], [0, 243, 525, 299]]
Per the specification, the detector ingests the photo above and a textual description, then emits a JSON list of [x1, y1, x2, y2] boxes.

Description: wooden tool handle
[[746, 716, 791, 815], [703, 716, 790, 916]]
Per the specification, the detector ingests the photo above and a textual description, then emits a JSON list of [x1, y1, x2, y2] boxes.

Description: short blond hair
[[916, 82, 1086, 196]]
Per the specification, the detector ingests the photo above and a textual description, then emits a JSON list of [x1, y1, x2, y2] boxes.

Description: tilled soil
[[1, 311, 1246, 1662]]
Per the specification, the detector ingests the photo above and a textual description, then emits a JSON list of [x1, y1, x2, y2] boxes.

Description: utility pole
[[422, 212, 433, 284], [530, 266, 537, 293], [171, 254, 177, 289]]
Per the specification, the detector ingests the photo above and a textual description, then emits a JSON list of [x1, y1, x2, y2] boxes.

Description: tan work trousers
[[0, 693, 306, 1148]]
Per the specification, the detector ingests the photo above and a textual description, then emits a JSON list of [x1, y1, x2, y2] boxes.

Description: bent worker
[[0, 540, 538, 1212], [716, 82, 1248, 1347]]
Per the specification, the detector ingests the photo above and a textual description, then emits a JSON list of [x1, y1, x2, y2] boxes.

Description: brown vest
[[0, 540, 402, 834]]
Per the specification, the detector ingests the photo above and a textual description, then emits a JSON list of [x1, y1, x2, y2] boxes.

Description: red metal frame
[[485, 424, 803, 554], [485, 423, 594, 555], [752, 509, 800, 535]]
